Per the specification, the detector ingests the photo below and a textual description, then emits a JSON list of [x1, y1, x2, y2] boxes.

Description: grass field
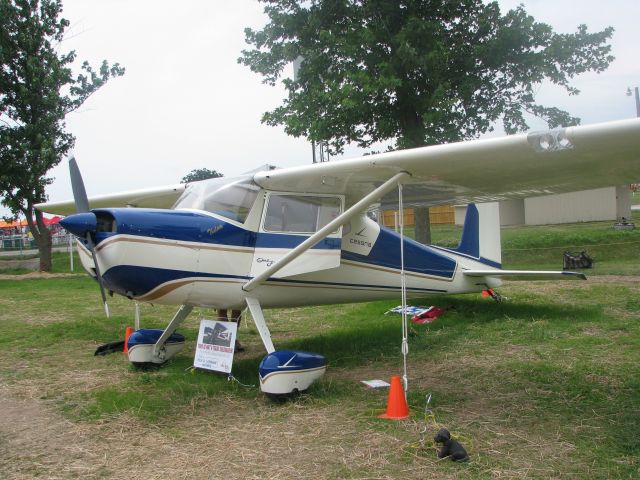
[[0, 215, 639, 479]]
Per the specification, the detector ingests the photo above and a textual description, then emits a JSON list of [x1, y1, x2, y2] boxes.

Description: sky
[[5, 0, 640, 216]]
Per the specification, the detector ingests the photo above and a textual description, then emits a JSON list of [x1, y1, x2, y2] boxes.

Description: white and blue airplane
[[38, 118, 640, 394]]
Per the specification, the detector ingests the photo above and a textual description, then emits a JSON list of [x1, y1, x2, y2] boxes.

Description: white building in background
[[455, 186, 632, 226]]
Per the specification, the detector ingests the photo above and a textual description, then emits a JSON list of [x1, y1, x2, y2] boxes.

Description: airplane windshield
[[173, 177, 260, 223]]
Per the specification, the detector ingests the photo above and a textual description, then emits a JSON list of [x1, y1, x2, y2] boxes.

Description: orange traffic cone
[[123, 326, 133, 354], [379, 375, 410, 420]]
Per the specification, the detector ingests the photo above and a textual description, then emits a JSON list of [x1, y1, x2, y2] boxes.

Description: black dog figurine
[[434, 428, 469, 462]]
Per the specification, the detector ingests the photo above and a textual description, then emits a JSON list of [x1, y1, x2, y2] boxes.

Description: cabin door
[[249, 192, 343, 278]]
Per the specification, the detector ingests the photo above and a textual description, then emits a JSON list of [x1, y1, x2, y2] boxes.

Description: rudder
[[454, 203, 501, 268]]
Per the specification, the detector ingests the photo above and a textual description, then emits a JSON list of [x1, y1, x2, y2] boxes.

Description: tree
[[239, 0, 613, 243], [180, 168, 223, 183], [0, 0, 124, 271]]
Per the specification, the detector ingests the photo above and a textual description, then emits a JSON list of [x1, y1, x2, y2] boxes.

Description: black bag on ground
[[563, 250, 593, 269]]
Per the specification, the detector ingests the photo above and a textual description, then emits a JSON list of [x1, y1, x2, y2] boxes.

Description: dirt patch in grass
[[0, 272, 84, 280], [0, 384, 427, 480], [0, 339, 584, 480], [584, 275, 640, 284], [0, 309, 74, 326], [0, 380, 585, 480], [504, 275, 640, 292]]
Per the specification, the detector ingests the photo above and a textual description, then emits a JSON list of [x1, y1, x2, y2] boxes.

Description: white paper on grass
[[361, 379, 391, 388]]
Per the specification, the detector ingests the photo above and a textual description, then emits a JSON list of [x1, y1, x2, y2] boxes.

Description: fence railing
[[0, 233, 74, 252], [382, 206, 455, 228]]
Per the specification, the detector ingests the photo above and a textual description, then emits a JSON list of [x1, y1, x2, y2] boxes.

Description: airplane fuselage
[[75, 207, 497, 310]]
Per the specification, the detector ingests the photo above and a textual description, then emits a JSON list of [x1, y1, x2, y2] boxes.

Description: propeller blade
[[69, 156, 90, 213], [85, 233, 110, 318], [67, 155, 109, 317]]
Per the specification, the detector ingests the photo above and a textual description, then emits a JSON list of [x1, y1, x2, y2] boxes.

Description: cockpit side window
[[263, 194, 342, 233], [172, 177, 260, 224]]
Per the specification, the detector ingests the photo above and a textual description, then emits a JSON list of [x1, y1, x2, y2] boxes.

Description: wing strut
[[245, 297, 275, 353], [242, 171, 410, 292]]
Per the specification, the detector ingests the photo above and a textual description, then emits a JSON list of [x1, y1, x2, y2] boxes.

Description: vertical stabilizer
[[454, 202, 501, 268]]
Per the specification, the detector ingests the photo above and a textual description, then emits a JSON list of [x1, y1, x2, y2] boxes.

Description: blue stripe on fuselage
[[100, 265, 218, 296], [93, 208, 340, 250], [101, 265, 446, 298], [430, 244, 502, 269], [343, 226, 456, 279]]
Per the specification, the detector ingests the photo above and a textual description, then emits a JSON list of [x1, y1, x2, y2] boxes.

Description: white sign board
[[194, 319, 237, 373], [361, 379, 390, 389]]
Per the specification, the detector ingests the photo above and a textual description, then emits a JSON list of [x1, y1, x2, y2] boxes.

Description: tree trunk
[[37, 229, 52, 272], [25, 207, 53, 272], [396, 93, 433, 244], [414, 207, 431, 245]]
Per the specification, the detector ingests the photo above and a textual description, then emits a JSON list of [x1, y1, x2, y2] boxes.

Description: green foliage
[[240, 0, 613, 152], [0, 0, 124, 270], [180, 167, 223, 183]]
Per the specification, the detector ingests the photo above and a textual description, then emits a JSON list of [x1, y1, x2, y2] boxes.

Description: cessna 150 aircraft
[[38, 118, 640, 395]]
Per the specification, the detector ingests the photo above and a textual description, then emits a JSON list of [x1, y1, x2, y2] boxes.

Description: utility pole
[[293, 56, 330, 164], [627, 87, 640, 117]]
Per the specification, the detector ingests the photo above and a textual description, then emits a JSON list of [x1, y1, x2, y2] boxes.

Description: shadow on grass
[[40, 294, 609, 423], [259, 296, 605, 368], [34, 293, 603, 373]]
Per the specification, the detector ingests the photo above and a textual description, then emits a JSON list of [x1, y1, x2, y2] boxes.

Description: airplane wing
[[253, 118, 640, 208], [37, 183, 187, 216], [37, 118, 640, 215]]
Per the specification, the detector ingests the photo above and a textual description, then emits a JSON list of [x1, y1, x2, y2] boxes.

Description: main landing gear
[[124, 299, 327, 398], [126, 305, 192, 367], [246, 297, 327, 398]]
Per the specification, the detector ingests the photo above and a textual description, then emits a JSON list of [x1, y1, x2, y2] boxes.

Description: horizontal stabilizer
[[463, 270, 587, 281]]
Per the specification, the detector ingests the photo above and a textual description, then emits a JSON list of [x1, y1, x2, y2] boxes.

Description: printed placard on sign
[[194, 319, 237, 373]]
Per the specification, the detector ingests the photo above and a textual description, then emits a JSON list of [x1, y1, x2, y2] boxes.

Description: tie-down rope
[[398, 183, 409, 395]]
